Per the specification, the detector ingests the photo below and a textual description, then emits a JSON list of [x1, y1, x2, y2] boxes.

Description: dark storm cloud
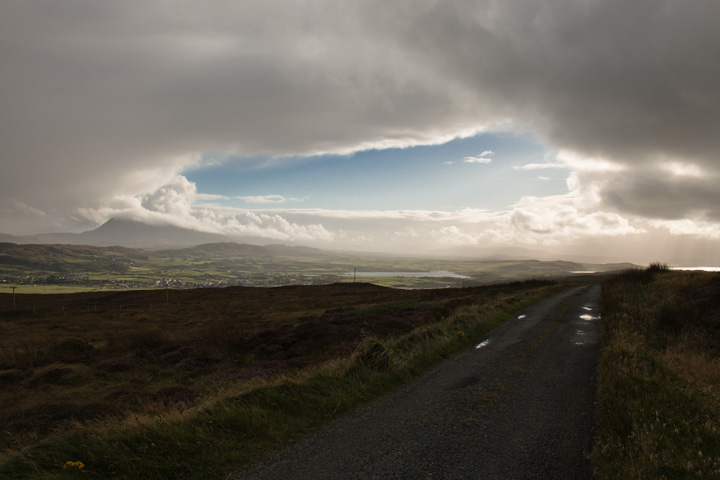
[[1, 0, 719, 231], [602, 169, 720, 221]]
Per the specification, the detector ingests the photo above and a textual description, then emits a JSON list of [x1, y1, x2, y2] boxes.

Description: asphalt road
[[231, 285, 601, 480]]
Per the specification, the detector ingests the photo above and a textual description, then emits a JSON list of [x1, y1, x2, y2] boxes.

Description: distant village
[[0, 272, 343, 289]]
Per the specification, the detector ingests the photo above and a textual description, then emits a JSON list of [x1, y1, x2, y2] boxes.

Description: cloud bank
[[63, 174, 720, 265], [1, 0, 719, 259]]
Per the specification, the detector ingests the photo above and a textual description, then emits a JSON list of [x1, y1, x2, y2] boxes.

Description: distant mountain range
[[0, 240, 331, 273], [0, 217, 632, 265], [0, 217, 656, 266], [0, 218, 247, 248], [153, 242, 325, 258]]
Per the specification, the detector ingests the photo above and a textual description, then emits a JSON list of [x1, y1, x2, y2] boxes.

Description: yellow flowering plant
[[63, 460, 85, 470]]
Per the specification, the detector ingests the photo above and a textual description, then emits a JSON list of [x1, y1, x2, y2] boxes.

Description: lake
[[342, 271, 470, 279]]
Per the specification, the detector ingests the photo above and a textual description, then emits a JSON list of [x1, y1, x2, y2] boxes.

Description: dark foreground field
[[0, 280, 563, 479], [594, 269, 720, 478], [1, 283, 472, 384]]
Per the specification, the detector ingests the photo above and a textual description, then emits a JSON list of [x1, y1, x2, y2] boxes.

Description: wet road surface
[[231, 285, 601, 479]]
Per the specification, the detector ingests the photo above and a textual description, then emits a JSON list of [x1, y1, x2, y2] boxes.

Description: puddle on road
[[475, 339, 491, 349], [573, 304, 600, 344], [580, 305, 600, 321]]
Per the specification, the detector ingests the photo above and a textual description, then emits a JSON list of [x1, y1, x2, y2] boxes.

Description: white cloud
[[513, 162, 567, 171], [511, 190, 644, 240], [237, 195, 308, 204], [238, 195, 288, 204], [428, 226, 486, 246], [267, 207, 496, 223], [464, 157, 492, 164], [464, 150, 494, 164], [661, 162, 704, 178], [57, 172, 720, 265], [141, 176, 196, 216], [218, 211, 337, 242], [70, 177, 333, 244], [555, 150, 625, 173], [196, 193, 230, 202], [648, 219, 720, 239]]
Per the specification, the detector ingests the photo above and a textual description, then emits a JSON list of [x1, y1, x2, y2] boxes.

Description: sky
[[2, 1, 720, 265]]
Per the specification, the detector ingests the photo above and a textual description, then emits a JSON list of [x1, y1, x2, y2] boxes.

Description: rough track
[[232, 285, 601, 480]]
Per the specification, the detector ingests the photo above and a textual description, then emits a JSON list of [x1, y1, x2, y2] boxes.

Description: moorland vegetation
[[594, 266, 720, 478], [0, 279, 563, 479]]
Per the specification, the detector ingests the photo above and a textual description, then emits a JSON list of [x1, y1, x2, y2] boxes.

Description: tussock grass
[[593, 268, 720, 478], [0, 281, 563, 479]]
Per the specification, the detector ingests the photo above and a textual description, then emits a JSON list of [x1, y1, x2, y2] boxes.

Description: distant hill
[[0, 242, 149, 273], [79, 218, 234, 247], [0, 218, 645, 270], [0, 233, 21, 244], [0, 240, 329, 275], [154, 242, 325, 258], [0, 218, 234, 248], [0, 238, 641, 289]]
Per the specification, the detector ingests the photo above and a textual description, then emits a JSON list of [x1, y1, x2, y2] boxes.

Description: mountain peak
[[81, 217, 232, 248]]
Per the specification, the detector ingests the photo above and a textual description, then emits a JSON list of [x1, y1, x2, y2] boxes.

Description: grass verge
[[0, 281, 564, 479], [593, 268, 720, 478]]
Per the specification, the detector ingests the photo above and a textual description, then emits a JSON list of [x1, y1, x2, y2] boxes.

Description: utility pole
[[353, 268, 357, 283], [11, 286, 16, 310]]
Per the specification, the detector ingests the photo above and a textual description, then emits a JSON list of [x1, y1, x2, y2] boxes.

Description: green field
[[0, 242, 634, 292]]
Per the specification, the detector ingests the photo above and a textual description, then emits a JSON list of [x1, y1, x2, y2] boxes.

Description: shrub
[[647, 261, 670, 272], [352, 337, 394, 371]]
